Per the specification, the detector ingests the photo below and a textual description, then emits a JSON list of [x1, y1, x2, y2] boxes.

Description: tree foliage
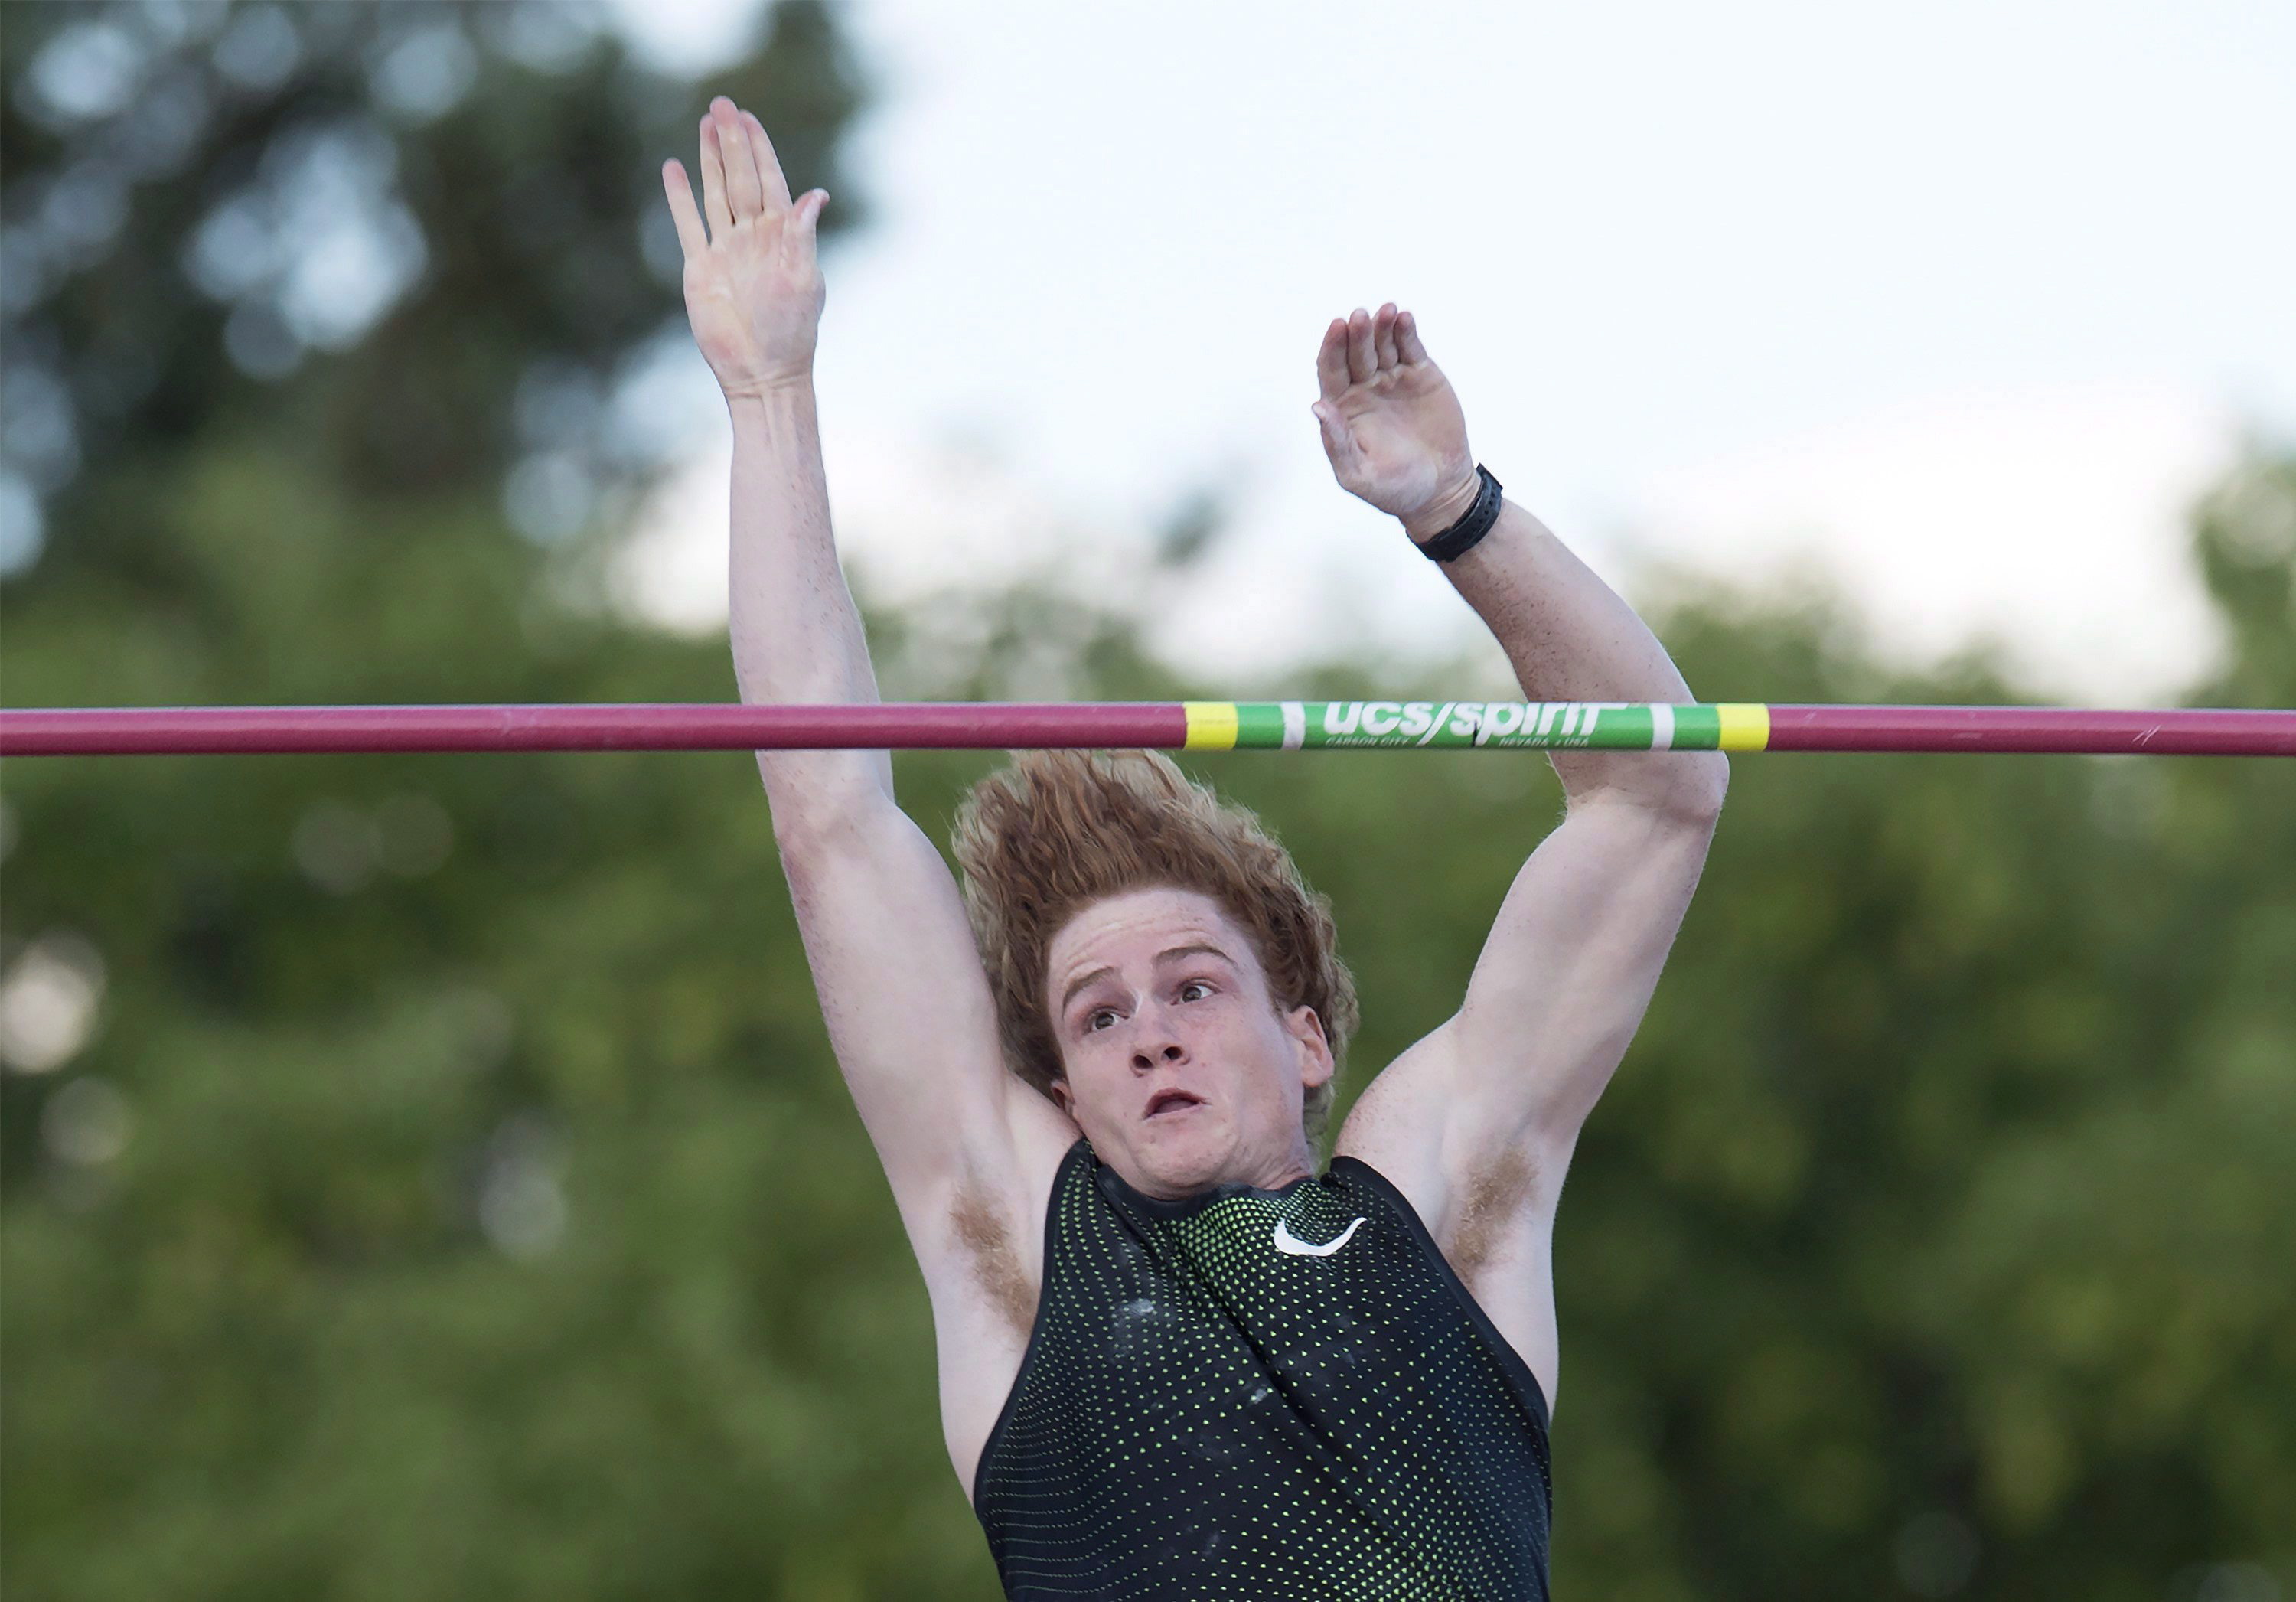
[[2, 5, 2290, 1598]]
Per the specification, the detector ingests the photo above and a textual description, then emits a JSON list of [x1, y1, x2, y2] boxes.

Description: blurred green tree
[[2, 0, 869, 537]]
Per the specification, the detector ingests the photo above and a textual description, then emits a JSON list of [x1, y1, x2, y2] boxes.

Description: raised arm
[[661, 103, 1072, 1467], [661, 100, 876, 812], [1316, 305, 1725, 1395]]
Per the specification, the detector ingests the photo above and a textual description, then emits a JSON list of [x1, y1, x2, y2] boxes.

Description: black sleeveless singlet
[[974, 1139, 1552, 1600]]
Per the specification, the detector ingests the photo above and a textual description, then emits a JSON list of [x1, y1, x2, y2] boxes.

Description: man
[[664, 96, 1727, 1599]]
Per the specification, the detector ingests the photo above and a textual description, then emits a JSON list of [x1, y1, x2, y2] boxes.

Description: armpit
[[951, 1187, 1036, 1336], [1446, 1147, 1538, 1283]]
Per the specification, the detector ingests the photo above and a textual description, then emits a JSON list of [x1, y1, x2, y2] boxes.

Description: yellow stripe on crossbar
[[1183, 702, 1239, 750], [1716, 703, 1771, 751]]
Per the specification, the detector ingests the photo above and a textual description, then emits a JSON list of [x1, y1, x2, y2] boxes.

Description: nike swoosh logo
[[1273, 1217, 1367, 1258]]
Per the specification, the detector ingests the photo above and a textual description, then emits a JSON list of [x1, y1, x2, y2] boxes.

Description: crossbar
[[3, 702, 2292, 757]]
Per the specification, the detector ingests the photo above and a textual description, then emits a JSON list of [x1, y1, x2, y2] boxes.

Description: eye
[[1085, 1008, 1118, 1033], [1179, 980, 1214, 1003]]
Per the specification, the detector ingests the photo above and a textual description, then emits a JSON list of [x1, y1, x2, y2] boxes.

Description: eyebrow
[[1058, 943, 1236, 1018]]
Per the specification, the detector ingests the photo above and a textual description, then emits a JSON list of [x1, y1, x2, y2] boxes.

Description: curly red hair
[[951, 750, 1360, 1147]]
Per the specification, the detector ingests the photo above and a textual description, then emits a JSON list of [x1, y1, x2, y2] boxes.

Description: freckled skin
[[1043, 886, 1334, 1202]]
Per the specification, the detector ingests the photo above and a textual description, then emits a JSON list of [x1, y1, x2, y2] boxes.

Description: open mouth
[[1143, 1089, 1205, 1119]]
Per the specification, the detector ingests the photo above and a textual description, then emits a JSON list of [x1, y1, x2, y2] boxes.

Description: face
[[1042, 885, 1332, 1200]]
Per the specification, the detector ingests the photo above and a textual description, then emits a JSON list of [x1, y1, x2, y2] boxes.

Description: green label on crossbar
[[1188, 702, 1772, 751]]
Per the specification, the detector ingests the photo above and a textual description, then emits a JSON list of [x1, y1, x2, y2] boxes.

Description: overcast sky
[[603, 0, 2296, 701]]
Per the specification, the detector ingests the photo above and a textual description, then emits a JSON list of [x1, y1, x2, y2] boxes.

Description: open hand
[[661, 96, 828, 400], [1313, 304, 1480, 539]]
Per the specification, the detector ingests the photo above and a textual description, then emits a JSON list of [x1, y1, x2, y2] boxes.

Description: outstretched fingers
[[661, 159, 709, 261], [1346, 307, 1377, 383], [1372, 302, 1401, 368], [1396, 308, 1430, 366], [697, 115, 732, 237], [711, 98, 763, 218], [742, 111, 794, 212], [1319, 302, 1419, 401], [790, 188, 827, 256], [1316, 318, 1352, 400], [676, 98, 818, 271]]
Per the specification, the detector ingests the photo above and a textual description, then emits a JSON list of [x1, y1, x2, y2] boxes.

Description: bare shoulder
[[1336, 1020, 1565, 1405], [1333, 1023, 1448, 1227], [1338, 1020, 1557, 1268]]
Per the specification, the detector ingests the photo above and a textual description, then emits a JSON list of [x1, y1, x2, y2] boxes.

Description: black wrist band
[[1413, 465, 1503, 562]]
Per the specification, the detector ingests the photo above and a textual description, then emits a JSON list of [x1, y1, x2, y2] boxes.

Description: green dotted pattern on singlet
[[974, 1140, 1551, 1600]]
